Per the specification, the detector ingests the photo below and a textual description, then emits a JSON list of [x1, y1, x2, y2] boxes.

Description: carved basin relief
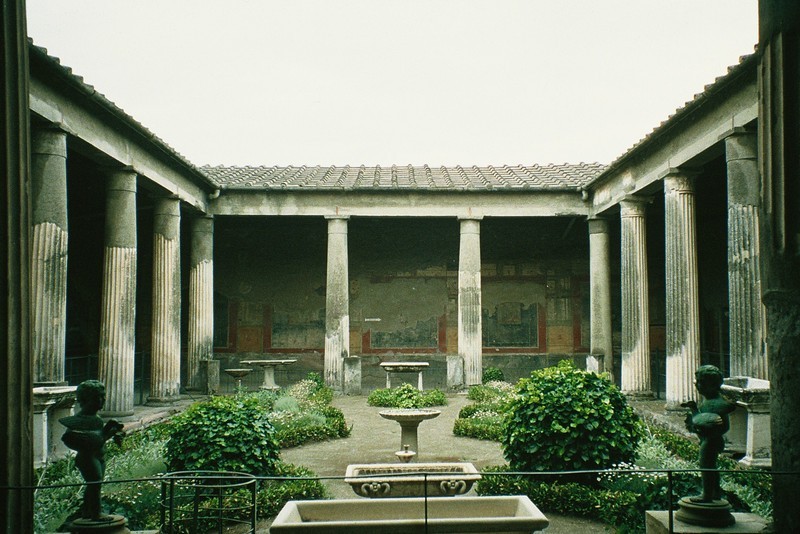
[[345, 462, 481, 498]]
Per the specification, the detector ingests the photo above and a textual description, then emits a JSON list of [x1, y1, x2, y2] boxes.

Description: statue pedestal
[[646, 510, 769, 533], [721, 377, 771, 467], [65, 515, 131, 533], [674, 497, 735, 528]]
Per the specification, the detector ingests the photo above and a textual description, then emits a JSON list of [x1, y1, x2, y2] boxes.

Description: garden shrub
[[453, 414, 504, 441], [477, 466, 642, 532], [367, 383, 447, 408], [466, 381, 514, 404], [482, 366, 505, 383], [164, 394, 280, 476], [501, 360, 643, 476], [257, 462, 327, 518]]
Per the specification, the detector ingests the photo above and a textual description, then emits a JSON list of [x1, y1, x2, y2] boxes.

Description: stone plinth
[[65, 515, 131, 534], [344, 356, 361, 395], [721, 377, 771, 467], [33, 385, 77, 468], [646, 511, 769, 533], [446, 354, 464, 391]]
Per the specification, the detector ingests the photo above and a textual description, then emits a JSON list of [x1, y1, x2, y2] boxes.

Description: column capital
[[587, 216, 610, 235], [31, 126, 67, 157], [457, 215, 484, 221], [619, 196, 651, 217], [663, 169, 699, 194], [324, 214, 350, 220]]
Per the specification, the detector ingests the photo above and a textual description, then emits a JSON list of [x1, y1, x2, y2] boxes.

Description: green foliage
[[501, 360, 643, 476], [305, 371, 324, 389], [466, 381, 514, 404], [164, 394, 281, 476], [453, 415, 503, 441], [478, 466, 642, 531], [271, 405, 350, 448], [34, 457, 84, 533], [257, 462, 327, 518], [367, 383, 447, 408], [482, 366, 505, 383]]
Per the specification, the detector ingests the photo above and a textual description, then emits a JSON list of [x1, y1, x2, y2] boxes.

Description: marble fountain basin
[[345, 462, 481, 498], [269, 495, 549, 533]]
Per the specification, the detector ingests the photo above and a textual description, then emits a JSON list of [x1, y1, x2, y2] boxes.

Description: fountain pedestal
[[223, 368, 253, 391], [379, 409, 440, 459], [241, 359, 297, 391]]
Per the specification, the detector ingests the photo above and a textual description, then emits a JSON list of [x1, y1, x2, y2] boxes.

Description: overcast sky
[[26, 0, 757, 167]]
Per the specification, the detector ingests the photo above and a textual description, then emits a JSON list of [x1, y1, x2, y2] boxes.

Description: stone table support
[[324, 216, 350, 391], [98, 170, 138, 416], [458, 217, 483, 387], [187, 215, 214, 391], [725, 131, 767, 379], [664, 171, 701, 410], [148, 197, 182, 405], [588, 216, 613, 378], [30, 127, 69, 386], [620, 198, 652, 397]]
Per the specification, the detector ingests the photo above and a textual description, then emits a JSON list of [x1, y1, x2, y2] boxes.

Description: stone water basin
[[345, 462, 481, 498], [269, 495, 549, 533]]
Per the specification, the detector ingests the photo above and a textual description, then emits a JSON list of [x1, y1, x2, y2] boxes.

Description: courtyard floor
[[276, 393, 614, 533]]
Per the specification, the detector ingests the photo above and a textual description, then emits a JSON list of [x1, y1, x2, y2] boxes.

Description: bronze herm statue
[[60, 380, 124, 523], [677, 365, 737, 527]]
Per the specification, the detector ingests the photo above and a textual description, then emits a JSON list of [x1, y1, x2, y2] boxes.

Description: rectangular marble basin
[[269, 495, 549, 533], [345, 462, 481, 498]]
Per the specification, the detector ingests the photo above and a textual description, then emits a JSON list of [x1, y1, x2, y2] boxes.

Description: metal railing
[[19, 466, 789, 534]]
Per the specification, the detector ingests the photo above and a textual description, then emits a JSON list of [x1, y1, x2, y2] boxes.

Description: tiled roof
[[201, 163, 606, 191]]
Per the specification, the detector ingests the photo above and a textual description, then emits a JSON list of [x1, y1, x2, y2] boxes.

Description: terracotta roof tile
[[201, 163, 606, 191]]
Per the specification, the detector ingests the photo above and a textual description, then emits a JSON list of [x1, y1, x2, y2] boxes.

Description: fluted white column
[[588, 216, 614, 378], [30, 128, 68, 386], [187, 216, 214, 391], [148, 198, 181, 405], [458, 217, 483, 386], [664, 172, 701, 410], [98, 170, 138, 416], [725, 131, 767, 379], [324, 216, 349, 391], [620, 199, 652, 397]]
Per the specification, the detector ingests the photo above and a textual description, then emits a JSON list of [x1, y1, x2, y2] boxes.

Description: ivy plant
[[164, 394, 280, 476], [501, 360, 643, 475]]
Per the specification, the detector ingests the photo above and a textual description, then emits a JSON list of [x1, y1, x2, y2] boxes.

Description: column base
[[674, 497, 735, 528], [100, 409, 135, 418], [146, 396, 179, 407], [624, 390, 655, 400]]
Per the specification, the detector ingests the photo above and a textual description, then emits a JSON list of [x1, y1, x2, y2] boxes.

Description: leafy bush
[[477, 466, 642, 531], [164, 394, 280, 476], [482, 366, 505, 383], [367, 383, 447, 408], [257, 462, 327, 518], [501, 360, 643, 476], [466, 381, 514, 404], [453, 415, 504, 441]]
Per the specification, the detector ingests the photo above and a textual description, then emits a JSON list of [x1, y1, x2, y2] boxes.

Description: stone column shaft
[[30, 128, 68, 385], [664, 172, 701, 409], [187, 215, 214, 390], [458, 218, 482, 386], [620, 199, 651, 396], [588, 217, 614, 378], [324, 216, 349, 391], [725, 132, 767, 379], [149, 198, 181, 404], [98, 170, 137, 416]]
